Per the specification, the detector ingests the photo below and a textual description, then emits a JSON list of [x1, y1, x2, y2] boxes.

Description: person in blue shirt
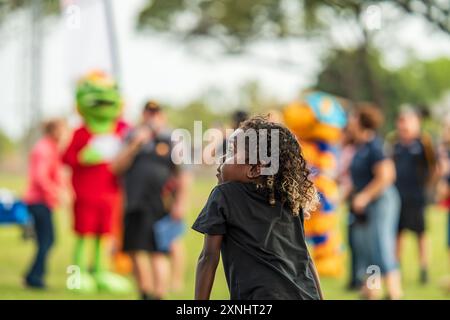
[[346, 105, 402, 300]]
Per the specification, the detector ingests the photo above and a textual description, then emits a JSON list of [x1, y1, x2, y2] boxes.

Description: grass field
[[0, 172, 449, 300]]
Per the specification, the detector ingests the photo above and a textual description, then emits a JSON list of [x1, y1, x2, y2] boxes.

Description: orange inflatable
[[284, 91, 347, 277]]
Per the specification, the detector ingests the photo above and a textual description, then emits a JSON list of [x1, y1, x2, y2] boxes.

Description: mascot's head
[[76, 70, 122, 133], [283, 91, 347, 143]]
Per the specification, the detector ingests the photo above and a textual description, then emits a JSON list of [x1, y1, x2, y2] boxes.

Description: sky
[[1, 0, 450, 140]]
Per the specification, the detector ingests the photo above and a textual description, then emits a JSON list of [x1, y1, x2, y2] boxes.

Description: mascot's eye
[[83, 99, 96, 108]]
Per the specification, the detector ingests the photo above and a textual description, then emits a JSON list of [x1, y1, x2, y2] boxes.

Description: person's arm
[[339, 179, 353, 204], [110, 128, 151, 175], [308, 258, 324, 300], [62, 131, 81, 168], [195, 234, 223, 300], [421, 134, 439, 192], [171, 170, 192, 220], [352, 159, 396, 213]]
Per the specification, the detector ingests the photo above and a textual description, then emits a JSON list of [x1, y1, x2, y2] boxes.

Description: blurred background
[[0, 0, 450, 300]]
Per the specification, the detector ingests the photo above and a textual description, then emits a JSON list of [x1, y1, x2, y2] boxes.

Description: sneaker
[[94, 271, 133, 294], [420, 268, 428, 285], [24, 277, 46, 290], [68, 272, 97, 294]]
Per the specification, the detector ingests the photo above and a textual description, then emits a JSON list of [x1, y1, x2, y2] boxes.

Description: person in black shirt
[[193, 116, 323, 300], [112, 101, 190, 299], [387, 109, 436, 284]]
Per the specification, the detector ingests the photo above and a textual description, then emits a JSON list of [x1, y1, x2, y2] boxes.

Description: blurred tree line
[[164, 80, 279, 133], [0, 130, 14, 156], [163, 52, 450, 132], [137, 0, 450, 42], [317, 50, 450, 129], [1, 0, 449, 133], [0, 0, 58, 22], [137, 0, 450, 128]]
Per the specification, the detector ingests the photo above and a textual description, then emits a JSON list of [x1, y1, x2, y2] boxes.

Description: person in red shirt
[[62, 71, 131, 293], [23, 119, 67, 288]]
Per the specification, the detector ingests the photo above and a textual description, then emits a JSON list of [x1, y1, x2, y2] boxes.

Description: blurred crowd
[[15, 96, 450, 300], [341, 106, 450, 299]]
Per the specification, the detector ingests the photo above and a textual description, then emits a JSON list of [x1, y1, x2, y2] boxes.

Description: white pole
[[28, 0, 43, 146], [102, 0, 121, 84]]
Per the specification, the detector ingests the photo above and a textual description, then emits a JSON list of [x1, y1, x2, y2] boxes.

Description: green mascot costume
[[63, 71, 131, 293]]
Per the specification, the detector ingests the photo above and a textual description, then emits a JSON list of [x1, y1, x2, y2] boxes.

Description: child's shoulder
[[210, 182, 262, 207], [214, 181, 252, 196]]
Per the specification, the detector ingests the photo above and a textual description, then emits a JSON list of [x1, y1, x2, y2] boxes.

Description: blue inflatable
[[0, 201, 31, 225]]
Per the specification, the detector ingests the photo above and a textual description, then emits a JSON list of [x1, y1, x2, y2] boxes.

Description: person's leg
[[71, 200, 99, 292], [129, 251, 154, 299], [150, 253, 170, 299], [72, 236, 97, 292], [347, 217, 361, 289], [418, 231, 429, 284], [396, 202, 406, 263], [170, 239, 185, 293], [384, 269, 403, 300], [362, 201, 384, 300], [25, 204, 54, 288], [416, 205, 428, 284], [378, 188, 403, 299], [365, 188, 403, 300], [74, 236, 87, 272], [123, 208, 154, 298], [94, 236, 106, 274], [25, 205, 43, 287], [396, 231, 404, 263], [93, 235, 132, 293], [350, 222, 371, 296]]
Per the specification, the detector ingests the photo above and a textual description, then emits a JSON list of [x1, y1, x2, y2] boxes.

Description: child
[[192, 116, 323, 300]]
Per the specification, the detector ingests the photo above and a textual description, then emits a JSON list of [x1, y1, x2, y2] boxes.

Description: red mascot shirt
[[63, 121, 128, 235]]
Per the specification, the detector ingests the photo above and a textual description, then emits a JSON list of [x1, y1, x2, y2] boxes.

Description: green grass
[[0, 172, 449, 300]]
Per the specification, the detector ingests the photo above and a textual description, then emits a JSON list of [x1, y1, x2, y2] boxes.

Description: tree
[[394, 0, 450, 35], [0, 0, 59, 23], [165, 99, 223, 133], [137, 1, 450, 112], [317, 50, 450, 128], [137, 0, 334, 51], [137, 1, 450, 49], [0, 129, 15, 159]]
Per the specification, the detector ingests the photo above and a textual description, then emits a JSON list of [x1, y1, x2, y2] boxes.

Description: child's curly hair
[[239, 116, 320, 217]]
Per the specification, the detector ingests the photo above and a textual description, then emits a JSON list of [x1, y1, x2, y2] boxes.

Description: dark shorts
[[398, 201, 426, 234], [123, 208, 168, 253]]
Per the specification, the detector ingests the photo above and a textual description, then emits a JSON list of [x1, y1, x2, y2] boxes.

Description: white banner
[[61, 0, 115, 86]]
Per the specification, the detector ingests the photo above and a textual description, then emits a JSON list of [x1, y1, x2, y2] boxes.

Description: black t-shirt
[[392, 138, 431, 203], [124, 130, 176, 216], [192, 181, 320, 300]]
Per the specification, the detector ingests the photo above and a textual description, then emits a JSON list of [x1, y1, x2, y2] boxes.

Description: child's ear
[[247, 165, 261, 179]]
